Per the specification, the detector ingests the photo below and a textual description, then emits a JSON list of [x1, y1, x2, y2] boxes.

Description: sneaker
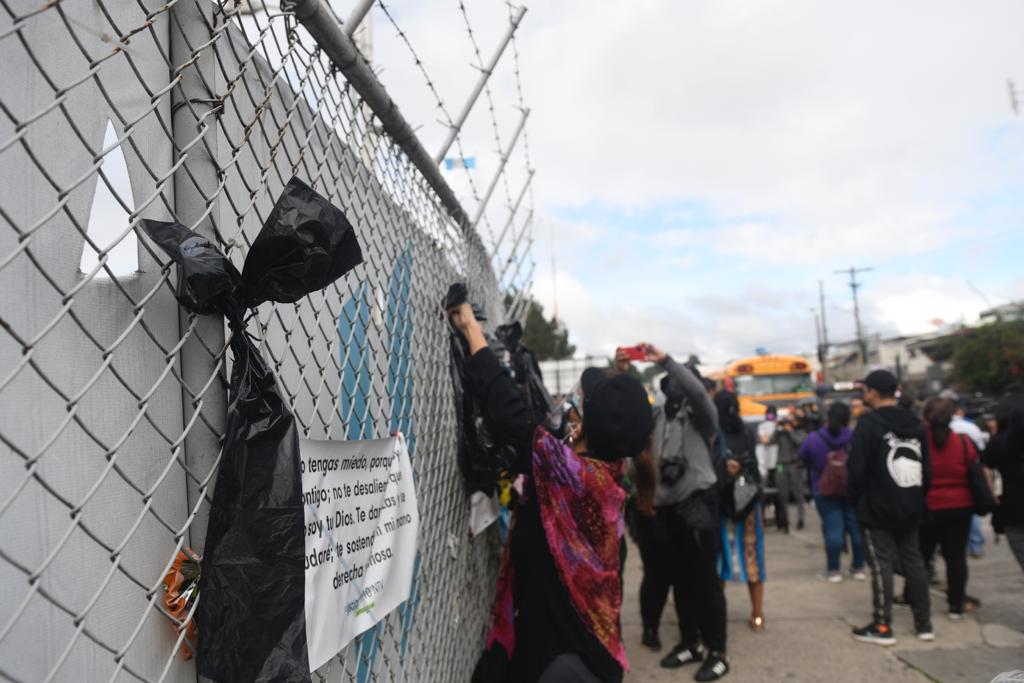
[[660, 643, 703, 669], [694, 653, 730, 681], [642, 627, 661, 651], [915, 622, 935, 641], [816, 570, 842, 583], [851, 569, 868, 581], [948, 611, 967, 622], [852, 622, 896, 646], [893, 594, 911, 610]]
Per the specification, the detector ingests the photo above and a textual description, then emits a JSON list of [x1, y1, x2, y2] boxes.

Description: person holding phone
[[641, 343, 731, 681], [449, 304, 655, 683]]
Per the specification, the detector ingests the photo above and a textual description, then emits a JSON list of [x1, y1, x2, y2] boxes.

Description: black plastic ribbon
[[141, 177, 363, 682]]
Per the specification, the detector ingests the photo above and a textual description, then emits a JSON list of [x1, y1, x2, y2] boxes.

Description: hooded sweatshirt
[[798, 426, 852, 496], [652, 356, 718, 507], [848, 405, 931, 530]]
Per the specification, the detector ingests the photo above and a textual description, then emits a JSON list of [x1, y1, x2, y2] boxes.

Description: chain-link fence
[[0, 0, 529, 680]]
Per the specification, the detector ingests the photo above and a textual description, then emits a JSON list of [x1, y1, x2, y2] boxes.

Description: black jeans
[[919, 507, 972, 612], [657, 495, 728, 654], [635, 510, 685, 636], [863, 526, 931, 626]]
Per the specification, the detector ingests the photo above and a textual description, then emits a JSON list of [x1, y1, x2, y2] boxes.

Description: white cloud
[[363, 1, 1024, 355], [867, 275, 992, 335]]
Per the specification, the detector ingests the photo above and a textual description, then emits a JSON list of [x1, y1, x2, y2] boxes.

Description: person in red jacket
[[920, 396, 978, 620]]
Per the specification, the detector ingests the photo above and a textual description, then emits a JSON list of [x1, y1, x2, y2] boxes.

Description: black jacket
[[984, 394, 1024, 528], [848, 405, 931, 530]]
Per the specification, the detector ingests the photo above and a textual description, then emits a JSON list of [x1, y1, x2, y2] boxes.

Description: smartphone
[[617, 345, 646, 361]]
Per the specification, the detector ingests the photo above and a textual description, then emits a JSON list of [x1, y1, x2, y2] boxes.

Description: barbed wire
[[456, 1, 517, 232], [372, 0, 499, 243], [505, 0, 535, 238]]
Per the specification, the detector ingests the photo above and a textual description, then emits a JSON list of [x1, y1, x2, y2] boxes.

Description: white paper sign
[[300, 434, 419, 672]]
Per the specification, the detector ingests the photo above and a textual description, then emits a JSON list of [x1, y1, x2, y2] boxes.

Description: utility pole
[[811, 306, 822, 360], [1010, 79, 1020, 116], [818, 279, 829, 383], [834, 267, 872, 365]]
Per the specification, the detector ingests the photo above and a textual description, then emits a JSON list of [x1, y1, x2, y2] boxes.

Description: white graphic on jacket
[[883, 432, 923, 488]]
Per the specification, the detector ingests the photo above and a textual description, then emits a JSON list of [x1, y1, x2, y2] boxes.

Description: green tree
[[519, 298, 576, 361], [951, 320, 1024, 394]]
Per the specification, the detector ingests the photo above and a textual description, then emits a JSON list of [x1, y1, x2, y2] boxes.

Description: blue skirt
[[717, 502, 766, 583]]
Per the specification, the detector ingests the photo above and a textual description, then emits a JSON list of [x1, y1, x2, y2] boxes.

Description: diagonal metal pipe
[[344, 0, 375, 35]]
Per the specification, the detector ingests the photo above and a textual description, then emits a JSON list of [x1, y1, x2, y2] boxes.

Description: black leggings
[[919, 507, 972, 612], [635, 510, 685, 636]]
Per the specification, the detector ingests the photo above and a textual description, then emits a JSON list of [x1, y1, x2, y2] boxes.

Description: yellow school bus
[[726, 355, 815, 419]]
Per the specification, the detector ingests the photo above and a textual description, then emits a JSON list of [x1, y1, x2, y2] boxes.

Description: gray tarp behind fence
[[0, 0, 507, 680]]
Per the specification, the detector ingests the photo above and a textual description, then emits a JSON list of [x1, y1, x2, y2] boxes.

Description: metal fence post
[[498, 212, 532, 282], [470, 107, 529, 231], [491, 169, 533, 257], [433, 5, 528, 166], [345, 0, 376, 35], [170, 0, 227, 548]]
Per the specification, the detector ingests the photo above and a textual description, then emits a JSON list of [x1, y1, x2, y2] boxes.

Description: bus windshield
[[735, 373, 813, 396]]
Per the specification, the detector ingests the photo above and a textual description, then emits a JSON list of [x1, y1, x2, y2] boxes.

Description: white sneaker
[[948, 611, 967, 622], [851, 569, 868, 581], [816, 570, 843, 583]]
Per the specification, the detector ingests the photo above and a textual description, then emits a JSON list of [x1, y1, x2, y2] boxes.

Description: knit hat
[[580, 368, 654, 460]]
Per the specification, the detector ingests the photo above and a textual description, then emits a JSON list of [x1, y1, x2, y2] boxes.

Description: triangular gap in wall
[[79, 119, 138, 278]]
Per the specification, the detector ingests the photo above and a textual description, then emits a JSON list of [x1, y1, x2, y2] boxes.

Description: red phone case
[[618, 346, 646, 361]]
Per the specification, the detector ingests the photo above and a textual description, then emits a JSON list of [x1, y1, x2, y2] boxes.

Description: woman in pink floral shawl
[[448, 303, 654, 683]]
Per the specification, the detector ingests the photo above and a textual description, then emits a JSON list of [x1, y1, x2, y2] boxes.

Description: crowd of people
[[446, 302, 1024, 683]]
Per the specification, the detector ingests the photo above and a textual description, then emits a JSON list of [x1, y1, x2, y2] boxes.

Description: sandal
[[749, 615, 765, 632]]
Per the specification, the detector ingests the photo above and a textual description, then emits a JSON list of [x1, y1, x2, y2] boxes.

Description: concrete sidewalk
[[621, 510, 1024, 683]]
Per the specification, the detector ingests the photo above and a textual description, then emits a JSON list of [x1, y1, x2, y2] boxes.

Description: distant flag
[[444, 156, 476, 170]]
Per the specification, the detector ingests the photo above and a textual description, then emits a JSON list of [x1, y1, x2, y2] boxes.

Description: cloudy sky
[[367, 0, 1024, 364]]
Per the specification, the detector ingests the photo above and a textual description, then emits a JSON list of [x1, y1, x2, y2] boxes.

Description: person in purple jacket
[[799, 402, 867, 583]]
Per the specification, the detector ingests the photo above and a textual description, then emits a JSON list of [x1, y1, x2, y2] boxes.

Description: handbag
[[961, 435, 996, 515], [731, 471, 760, 522]]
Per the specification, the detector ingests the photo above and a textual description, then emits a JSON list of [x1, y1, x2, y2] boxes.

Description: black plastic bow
[[141, 176, 363, 683]]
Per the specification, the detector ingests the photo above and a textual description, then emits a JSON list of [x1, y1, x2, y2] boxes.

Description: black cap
[[580, 368, 654, 460], [861, 369, 899, 397]]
